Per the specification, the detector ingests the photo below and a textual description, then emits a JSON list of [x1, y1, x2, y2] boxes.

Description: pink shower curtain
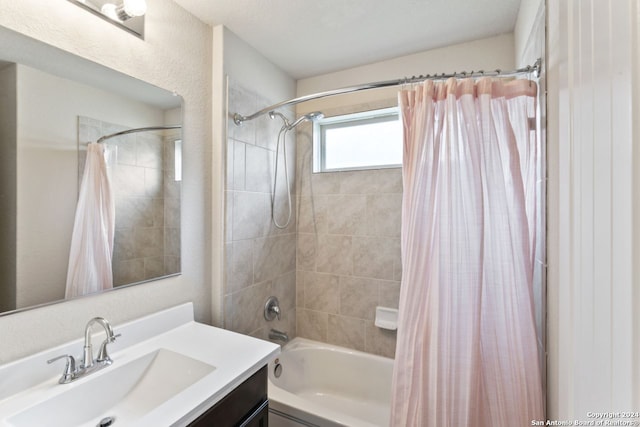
[[65, 142, 115, 298], [390, 78, 543, 426]]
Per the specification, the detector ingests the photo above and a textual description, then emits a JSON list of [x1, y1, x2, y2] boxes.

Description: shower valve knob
[[264, 296, 281, 321]]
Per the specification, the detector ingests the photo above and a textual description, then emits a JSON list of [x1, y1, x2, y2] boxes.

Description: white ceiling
[[173, 0, 522, 79]]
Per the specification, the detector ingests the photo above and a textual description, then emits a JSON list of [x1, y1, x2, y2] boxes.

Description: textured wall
[[0, 0, 211, 364]]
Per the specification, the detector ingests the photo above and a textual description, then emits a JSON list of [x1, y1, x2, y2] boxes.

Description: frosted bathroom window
[[313, 107, 402, 172]]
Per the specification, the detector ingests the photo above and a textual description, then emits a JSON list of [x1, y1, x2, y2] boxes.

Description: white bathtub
[[268, 338, 394, 427]]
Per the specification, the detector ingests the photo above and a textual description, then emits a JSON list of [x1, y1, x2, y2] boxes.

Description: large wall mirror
[[0, 26, 182, 316]]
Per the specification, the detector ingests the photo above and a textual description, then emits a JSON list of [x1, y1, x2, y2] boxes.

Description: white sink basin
[[0, 304, 279, 427], [7, 348, 215, 427]]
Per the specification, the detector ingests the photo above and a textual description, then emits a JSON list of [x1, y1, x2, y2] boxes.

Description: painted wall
[[514, 0, 544, 67], [297, 33, 515, 108], [294, 34, 516, 358], [547, 0, 637, 417], [0, 0, 211, 364]]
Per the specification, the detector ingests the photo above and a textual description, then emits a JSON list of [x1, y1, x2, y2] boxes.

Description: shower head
[[287, 111, 325, 130]]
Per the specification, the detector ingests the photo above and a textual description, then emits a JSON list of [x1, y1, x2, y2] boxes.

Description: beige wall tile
[[224, 82, 298, 342], [296, 271, 305, 308], [297, 309, 328, 342], [137, 133, 163, 169], [144, 256, 164, 279], [339, 276, 378, 320], [253, 234, 296, 283], [267, 193, 297, 236], [271, 271, 296, 312], [224, 190, 233, 243], [232, 141, 246, 191], [163, 169, 181, 200], [364, 324, 397, 358], [164, 196, 180, 229], [378, 281, 401, 309], [135, 227, 164, 258], [164, 227, 180, 257], [232, 191, 265, 240], [338, 168, 402, 194], [144, 167, 163, 198], [309, 172, 340, 194], [304, 271, 339, 314], [163, 256, 180, 275], [230, 280, 271, 335], [113, 258, 144, 286], [352, 236, 398, 280], [327, 314, 365, 351], [316, 234, 353, 275], [366, 193, 402, 237], [245, 144, 273, 193], [297, 195, 326, 235], [326, 194, 367, 235], [228, 239, 253, 293], [113, 164, 146, 197], [226, 139, 234, 191], [297, 232, 317, 271]]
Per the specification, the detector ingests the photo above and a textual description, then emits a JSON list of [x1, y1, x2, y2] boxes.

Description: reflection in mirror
[[0, 28, 182, 316], [75, 120, 182, 290]]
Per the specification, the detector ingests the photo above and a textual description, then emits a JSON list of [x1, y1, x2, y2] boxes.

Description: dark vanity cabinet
[[189, 366, 268, 427]]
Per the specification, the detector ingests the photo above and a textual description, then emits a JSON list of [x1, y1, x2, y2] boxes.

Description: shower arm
[[96, 125, 182, 144], [233, 58, 542, 126]]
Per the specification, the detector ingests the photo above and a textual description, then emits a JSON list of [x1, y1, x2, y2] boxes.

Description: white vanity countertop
[[0, 303, 280, 426]]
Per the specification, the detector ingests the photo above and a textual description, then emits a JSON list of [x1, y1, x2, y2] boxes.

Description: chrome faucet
[[269, 328, 289, 343], [82, 317, 117, 368], [47, 317, 120, 384]]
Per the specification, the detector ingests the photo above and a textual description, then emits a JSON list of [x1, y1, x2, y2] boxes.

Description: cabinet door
[[240, 401, 269, 427], [189, 366, 267, 427]]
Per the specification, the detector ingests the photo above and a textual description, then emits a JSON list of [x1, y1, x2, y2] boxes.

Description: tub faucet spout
[[269, 328, 289, 343]]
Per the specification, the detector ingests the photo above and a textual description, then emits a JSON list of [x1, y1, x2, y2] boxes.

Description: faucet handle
[[264, 296, 281, 321], [96, 333, 121, 364], [47, 354, 76, 384]]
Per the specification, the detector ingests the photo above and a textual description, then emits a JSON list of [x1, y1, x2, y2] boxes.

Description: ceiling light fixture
[[116, 0, 147, 21], [68, 0, 146, 38], [101, 0, 147, 22], [100, 3, 119, 20]]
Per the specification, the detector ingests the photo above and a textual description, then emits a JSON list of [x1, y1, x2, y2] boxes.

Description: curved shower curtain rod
[[97, 125, 181, 144], [233, 58, 542, 126]]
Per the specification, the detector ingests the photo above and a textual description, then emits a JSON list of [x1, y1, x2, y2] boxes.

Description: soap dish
[[374, 306, 398, 331]]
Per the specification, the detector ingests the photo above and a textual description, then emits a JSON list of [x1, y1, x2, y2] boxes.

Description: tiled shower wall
[[295, 101, 402, 358], [223, 80, 297, 341], [79, 116, 181, 286]]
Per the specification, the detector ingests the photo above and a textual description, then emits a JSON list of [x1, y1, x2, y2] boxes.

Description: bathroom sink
[[7, 348, 216, 427]]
